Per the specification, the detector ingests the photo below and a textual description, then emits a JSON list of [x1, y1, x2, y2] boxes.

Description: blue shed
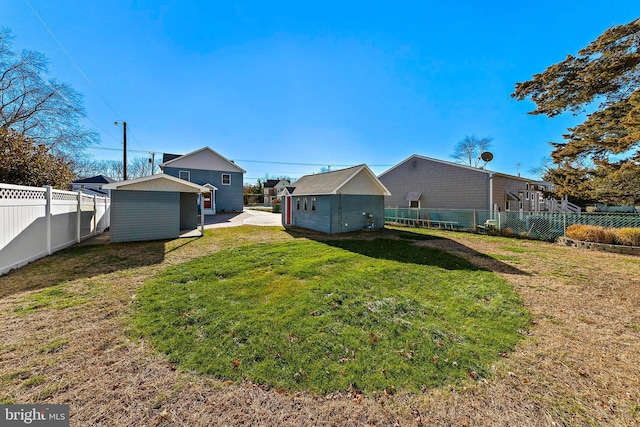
[[282, 164, 391, 234], [104, 174, 210, 242]]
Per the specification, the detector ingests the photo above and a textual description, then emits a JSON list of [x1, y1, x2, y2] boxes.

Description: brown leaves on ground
[[0, 226, 639, 426]]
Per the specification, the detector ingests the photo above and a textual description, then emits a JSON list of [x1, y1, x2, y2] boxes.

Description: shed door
[[284, 196, 292, 225]]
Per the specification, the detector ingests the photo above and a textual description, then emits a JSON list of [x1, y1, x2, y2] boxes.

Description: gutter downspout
[[489, 173, 495, 218], [200, 193, 205, 235]]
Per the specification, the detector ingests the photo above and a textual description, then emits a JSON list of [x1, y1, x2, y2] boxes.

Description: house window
[[409, 200, 420, 209], [179, 171, 190, 181], [296, 198, 300, 210], [303, 197, 308, 210], [506, 200, 512, 211], [222, 174, 231, 185], [311, 197, 316, 211]]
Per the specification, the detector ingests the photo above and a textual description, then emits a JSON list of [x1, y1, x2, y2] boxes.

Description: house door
[[202, 189, 216, 215], [203, 191, 212, 209]]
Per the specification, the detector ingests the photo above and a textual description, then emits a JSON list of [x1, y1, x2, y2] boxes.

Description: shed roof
[[103, 174, 210, 193], [289, 164, 391, 196]]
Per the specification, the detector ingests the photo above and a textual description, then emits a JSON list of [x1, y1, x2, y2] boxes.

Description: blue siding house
[[161, 147, 246, 213], [282, 164, 391, 234]]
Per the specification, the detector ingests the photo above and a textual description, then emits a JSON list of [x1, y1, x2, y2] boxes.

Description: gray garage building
[[103, 174, 209, 242], [281, 164, 391, 234]]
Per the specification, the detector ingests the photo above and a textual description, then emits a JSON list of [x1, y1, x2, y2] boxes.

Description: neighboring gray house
[[71, 175, 115, 196], [160, 147, 245, 213], [103, 174, 209, 242], [282, 164, 391, 233], [378, 154, 546, 212]]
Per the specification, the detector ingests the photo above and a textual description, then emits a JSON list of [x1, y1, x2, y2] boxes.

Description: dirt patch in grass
[[1, 225, 639, 425]]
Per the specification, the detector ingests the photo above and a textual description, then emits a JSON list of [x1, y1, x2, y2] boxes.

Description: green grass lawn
[[131, 236, 528, 395]]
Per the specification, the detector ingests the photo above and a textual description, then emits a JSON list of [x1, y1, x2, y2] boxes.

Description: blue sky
[[2, 1, 638, 183]]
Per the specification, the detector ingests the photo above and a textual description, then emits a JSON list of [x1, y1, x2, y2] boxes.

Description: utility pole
[[149, 152, 156, 175], [114, 121, 127, 180]]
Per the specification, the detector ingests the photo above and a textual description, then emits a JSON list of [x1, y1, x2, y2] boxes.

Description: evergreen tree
[[512, 18, 640, 205]]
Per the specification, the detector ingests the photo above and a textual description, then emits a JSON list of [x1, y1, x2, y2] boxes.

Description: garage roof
[[289, 164, 391, 197], [103, 174, 210, 193]]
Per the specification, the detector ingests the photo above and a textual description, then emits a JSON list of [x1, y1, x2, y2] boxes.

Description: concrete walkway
[[203, 209, 282, 229]]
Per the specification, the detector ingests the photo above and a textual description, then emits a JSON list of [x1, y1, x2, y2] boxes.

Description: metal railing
[[384, 207, 640, 242]]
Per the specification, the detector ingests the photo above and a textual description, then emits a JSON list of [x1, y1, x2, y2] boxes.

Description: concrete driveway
[[203, 209, 282, 229]]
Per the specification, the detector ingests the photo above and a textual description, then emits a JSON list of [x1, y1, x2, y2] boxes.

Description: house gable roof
[[289, 164, 391, 196], [162, 153, 182, 163], [72, 174, 115, 184], [160, 147, 246, 173], [378, 154, 531, 182], [103, 174, 210, 193], [264, 178, 289, 188]]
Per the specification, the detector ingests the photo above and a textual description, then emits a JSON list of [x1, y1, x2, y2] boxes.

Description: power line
[[87, 145, 157, 155], [84, 146, 392, 168], [25, 0, 148, 152], [233, 159, 393, 167], [25, 0, 122, 119], [125, 123, 148, 152]]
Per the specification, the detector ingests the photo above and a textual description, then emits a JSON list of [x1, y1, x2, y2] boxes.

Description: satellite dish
[[480, 151, 494, 162]]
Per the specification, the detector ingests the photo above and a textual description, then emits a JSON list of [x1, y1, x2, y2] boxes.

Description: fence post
[[563, 212, 567, 236], [473, 209, 477, 231], [93, 195, 97, 236], [77, 190, 82, 243], [45, 186, 52, 255]]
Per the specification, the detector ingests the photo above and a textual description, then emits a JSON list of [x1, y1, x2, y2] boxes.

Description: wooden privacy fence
[[0, 183, 110, 276]]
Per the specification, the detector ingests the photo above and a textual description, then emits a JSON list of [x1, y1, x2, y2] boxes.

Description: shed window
[[311, 197, 316, 211], [179, 171, 190, 181], [296, 198, 300, 210], [303, 197, 308, 210], [222, 174, 231, 185], [409, 200, 420, 209]]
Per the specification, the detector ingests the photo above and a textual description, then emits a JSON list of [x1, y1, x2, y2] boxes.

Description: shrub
[[566, 224, 616, 244], [501, 227, 514, 237], [615, 228, 640, 246], [566, 224, 640, 246]]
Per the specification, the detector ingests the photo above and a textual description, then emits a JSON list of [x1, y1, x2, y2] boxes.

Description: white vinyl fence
[[0, 183, 110, 276]]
